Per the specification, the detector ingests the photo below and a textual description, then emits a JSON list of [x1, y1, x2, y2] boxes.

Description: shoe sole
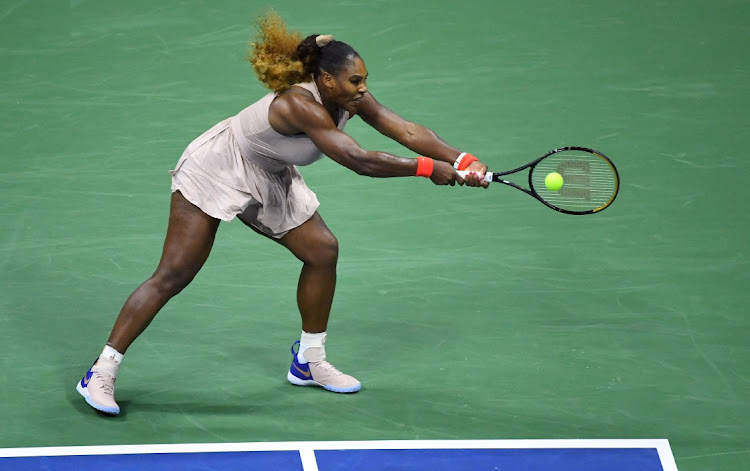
[[76, 381, 120, 415], [286, 372, 361, 393]]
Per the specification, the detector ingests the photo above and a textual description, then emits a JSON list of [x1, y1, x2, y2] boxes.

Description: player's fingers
[[463, 172, 473, 186], [468, 172, 481, 187], [476, 173, 489, 188]]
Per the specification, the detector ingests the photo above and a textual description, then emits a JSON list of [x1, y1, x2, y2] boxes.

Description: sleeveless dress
[[170, 81, 350, 238]]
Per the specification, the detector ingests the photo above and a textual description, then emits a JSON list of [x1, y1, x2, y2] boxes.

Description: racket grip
[[456, 171, 493, 183]]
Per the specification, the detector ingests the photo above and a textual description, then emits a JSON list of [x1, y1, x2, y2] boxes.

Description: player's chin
[[347, 101, 361, 114]]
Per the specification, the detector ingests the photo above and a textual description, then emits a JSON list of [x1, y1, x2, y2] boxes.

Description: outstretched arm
[[356, 93, 488, 187], [269, 89, 461, 185]]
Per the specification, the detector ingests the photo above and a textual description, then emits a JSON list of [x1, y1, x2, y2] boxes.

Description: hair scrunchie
[[316, 35, 334, 47]]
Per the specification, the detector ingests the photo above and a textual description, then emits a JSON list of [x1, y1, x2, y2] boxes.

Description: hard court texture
[[0, 1, 747, 470]]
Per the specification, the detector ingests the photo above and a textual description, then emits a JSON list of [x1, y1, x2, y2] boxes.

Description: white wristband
[[453, 152, 468, 169]]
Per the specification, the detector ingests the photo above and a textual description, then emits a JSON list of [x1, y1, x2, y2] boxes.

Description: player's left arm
[[356, 93, 488, 180]]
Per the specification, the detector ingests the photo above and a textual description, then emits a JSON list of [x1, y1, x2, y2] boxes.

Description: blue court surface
[[0, 439, 677, 470]]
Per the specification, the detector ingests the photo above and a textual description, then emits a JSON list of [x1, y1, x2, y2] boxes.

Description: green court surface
[[1, 1, 748, 470]]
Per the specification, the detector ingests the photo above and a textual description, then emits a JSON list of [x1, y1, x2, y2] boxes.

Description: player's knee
[[150, 266, 196, 297], [306, 232, 339, 267]]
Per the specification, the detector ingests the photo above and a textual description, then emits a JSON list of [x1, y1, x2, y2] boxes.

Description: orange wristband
[[415, 157, 434, 177], [454, 152, 478, 171]]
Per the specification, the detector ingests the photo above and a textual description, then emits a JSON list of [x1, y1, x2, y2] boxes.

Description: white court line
[[0, 439, 676, 471], [298, 447, 319, 471]]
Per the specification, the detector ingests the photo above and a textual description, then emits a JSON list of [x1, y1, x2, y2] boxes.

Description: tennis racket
[[458, 146, 620, 215]]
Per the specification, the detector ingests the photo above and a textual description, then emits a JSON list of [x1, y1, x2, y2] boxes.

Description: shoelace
[[311, 361, 344, 377], [93, 372, 115, 396]]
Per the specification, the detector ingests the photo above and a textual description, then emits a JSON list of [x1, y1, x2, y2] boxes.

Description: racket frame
[[466, 146, 619, 215]]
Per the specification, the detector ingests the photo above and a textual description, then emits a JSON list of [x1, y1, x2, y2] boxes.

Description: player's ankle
[[298, 331, 326, 363]]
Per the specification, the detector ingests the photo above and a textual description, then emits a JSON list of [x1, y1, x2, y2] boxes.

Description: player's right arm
[[268, 90, 460, 185]]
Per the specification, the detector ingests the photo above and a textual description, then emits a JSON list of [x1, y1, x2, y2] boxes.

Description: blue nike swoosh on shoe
[[80, 369, 93, 388], [289, 357, 313, 381]]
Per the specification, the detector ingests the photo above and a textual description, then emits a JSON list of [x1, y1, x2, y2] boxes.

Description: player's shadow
[[67, 371, 292, 419], [67, 383, 294, 420], [122, 386, 289, 416]]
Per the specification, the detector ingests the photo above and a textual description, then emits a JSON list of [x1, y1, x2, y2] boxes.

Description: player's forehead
[[339, 56, 367, 79]]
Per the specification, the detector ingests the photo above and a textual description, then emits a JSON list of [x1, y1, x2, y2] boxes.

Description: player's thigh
[[278, 212, 338, 266], [156, 191, 221, 276]]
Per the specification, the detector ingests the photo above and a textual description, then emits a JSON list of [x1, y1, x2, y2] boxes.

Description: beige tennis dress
[[170, 81, 350, 238]]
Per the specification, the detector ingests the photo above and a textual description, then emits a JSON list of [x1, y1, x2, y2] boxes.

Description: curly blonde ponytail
[[248, 11, 308, 92]]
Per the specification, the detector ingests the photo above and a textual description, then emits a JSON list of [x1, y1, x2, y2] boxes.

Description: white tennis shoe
[[287, 341, 361, 393], [76, 357, 120, 415]]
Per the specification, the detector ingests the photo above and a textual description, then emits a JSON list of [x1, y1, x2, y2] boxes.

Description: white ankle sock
[[100, 345, 124, 364], [298, 331, 326, 362]]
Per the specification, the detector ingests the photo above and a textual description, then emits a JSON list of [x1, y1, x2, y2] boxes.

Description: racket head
[[528, 146, 619, 215]]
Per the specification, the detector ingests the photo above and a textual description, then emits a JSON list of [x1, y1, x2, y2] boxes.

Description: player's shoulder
[[269, 85, 332, 132], [273, 86, 323, 116], [284, 84, 316, 99]]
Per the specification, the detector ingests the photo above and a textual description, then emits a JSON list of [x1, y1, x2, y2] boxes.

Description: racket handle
[[456, 170, 493, 183]]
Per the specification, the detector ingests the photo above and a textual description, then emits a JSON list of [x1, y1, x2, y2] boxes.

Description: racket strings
[[531, 151, 618, 212]]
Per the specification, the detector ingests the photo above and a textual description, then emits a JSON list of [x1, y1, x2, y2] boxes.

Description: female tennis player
[[76, 12, 488, 415]]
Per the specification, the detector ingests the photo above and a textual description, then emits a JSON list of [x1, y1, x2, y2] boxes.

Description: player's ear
[[320, 70, 335, 90]]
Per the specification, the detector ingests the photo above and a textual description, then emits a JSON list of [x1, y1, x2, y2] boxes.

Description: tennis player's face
[[331, 56, 368, 114]]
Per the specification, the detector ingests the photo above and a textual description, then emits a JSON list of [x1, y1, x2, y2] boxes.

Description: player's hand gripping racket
[[458, 146, 620, 215]]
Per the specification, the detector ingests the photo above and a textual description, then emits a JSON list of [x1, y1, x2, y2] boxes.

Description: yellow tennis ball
[[545, 172, 564, 191]]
